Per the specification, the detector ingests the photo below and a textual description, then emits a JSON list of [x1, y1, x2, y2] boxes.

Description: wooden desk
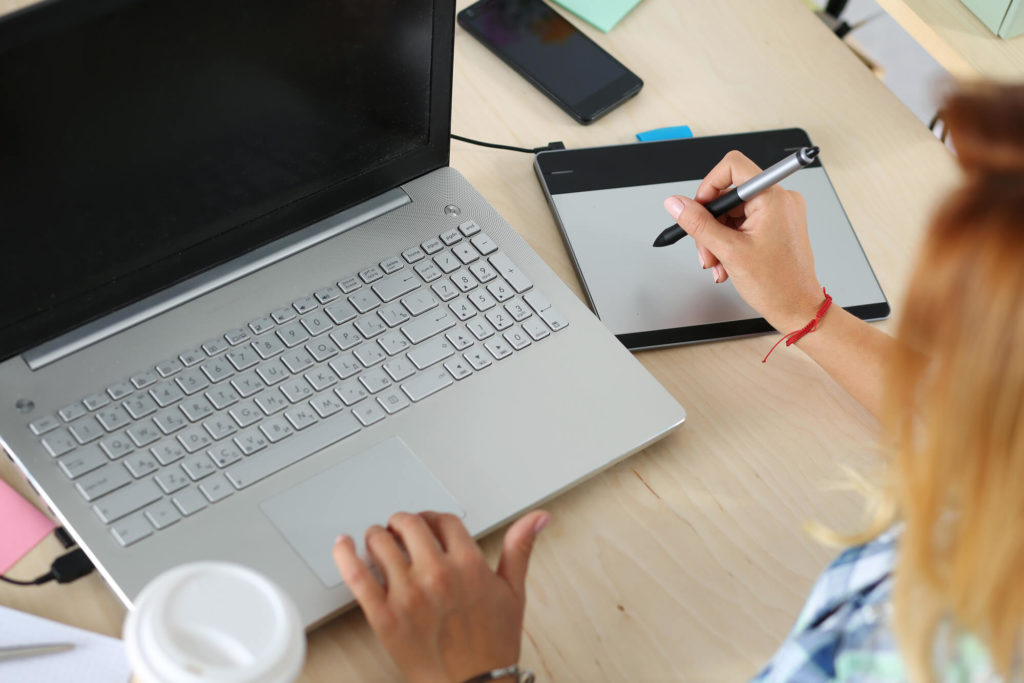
[[1, 0, 961, 679], [873, 0, 1024, 81]]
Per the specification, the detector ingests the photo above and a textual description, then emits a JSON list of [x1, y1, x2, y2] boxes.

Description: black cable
[[451, 133, 564, 154], [0, 548, 94, 587]]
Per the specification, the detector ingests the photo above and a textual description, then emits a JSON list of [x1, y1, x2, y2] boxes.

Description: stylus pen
[[652, 146, 820, 247]]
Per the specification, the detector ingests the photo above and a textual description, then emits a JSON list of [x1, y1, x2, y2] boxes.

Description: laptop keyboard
[[25, 221, 568, 548]]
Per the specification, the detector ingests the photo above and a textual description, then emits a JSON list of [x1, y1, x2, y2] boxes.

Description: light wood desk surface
[[0, 0, 961, 680], [873, 0, 1024, 81]]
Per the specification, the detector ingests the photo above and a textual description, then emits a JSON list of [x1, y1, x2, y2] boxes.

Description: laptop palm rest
[[260, 437, 464, 588]]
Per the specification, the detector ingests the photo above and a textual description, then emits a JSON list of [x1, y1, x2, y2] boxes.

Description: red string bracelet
[[762, 288, 832, 363]]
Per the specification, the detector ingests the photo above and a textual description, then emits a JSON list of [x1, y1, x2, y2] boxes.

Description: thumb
[[496, 510, 550, 600], [663, 195, 738, 256]]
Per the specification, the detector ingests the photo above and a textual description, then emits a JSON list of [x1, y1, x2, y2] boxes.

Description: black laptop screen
[[0, 0, 452, 362]]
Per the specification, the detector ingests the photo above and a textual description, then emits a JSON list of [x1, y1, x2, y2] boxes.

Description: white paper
[[0, 605, 130, 682]]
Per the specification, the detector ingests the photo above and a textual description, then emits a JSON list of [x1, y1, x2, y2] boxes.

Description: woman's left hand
[[333, 509, 550, 683]]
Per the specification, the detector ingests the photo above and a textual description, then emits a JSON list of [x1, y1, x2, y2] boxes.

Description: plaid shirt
[[752, 526, 999, 682]]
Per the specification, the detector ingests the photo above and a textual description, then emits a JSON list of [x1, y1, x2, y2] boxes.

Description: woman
[[332, 83, 1024, 682]]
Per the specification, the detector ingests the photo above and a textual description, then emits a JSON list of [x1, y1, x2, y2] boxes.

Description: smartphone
[[457, 0, 643, 124]]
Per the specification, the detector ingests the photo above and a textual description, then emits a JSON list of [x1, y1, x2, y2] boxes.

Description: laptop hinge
[[23, 188, 412, 370]]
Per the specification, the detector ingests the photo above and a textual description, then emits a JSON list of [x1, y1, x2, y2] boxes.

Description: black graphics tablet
[[534, 128, 889, 350]]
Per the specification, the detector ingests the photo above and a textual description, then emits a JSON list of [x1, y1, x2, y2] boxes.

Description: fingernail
[[712, 265, 723, 283], [334, 534, 349, 546], [699, 254, 706, 269], [663, 196, 685, 219], [533, 513, 551, 536]]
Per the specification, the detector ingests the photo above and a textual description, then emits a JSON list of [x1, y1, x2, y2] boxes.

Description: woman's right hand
[[663, 150, 825, 333]]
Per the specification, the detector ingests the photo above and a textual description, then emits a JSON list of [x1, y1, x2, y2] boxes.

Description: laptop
[[0, 0, 685, 626]]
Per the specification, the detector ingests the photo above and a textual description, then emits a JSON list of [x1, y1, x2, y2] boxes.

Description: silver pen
[[653, 145, 820, 247], [0, 642, 75, 662]]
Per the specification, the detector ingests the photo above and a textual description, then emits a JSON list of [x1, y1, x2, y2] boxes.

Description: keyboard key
[[402, 291, 439, 316], [200, 357, 236, 382], [284, 406, 318, 430], [504, 328, 532, 350], [180, 396, 215, 422], [379, 303, 411, 328], [75, 464, 132, 502], [228, 400, 262, 427], [155, 359, 183, 377], [440, 227, 462, 245], [292, 296, 318, 315], [464, 348, 493, 370], [202, 337, 230, 355], [325, 300, 358, 325], [130, 371, 159, 390], [421, 237, 444, 254], [149, 381, 185, 407], [225, 412, 360, 490], [467, 319, 495, 340], [354, 344, 386, 367], [505, 300, 532, 321], [458, 220, 481, 237], [255, 391, 288, 415], [145, 501, 182, 530], [256, 362, 288, 386], [409, 336, 454, 370], [451, 270, 477, 293], [359, 265, 384, 283], [124, 451, 160, 478], [200, 474, 234, 503], [226, 346, 260, 371], [431, 280, 459, 302], [175, 369, 210, 395], [373, 272, 420, 302], [300, 311, 332, 336], [250, 336, 285, 361], [378, 331, 411, 356], [207, 443, 243, 468], [329, 324, 362, 350], [153, 408, 188, 434], [338, 275, 362, 293], [354, 315, 386, 338], [156, 467, 190, 493], [206, 385, 241, 410], [384, 358, 416, 382], [202, 416, 237, 441], [182, 453, 217, 480], [402, 366, 453, 402], [270, 307, 297, 324], [234, 428, 269, 455], [314, 285, 342, 304], [305, 367, 338, 392], [123, 394, 158, 419], [469, 261, 497, 283], [377, 389, 410, 414], [540, 306, 569, 332], [485, 310, 514, 331], [447, 329, 474, 351], [126, 422, 161, 447], [353, 401, 386, 426], [230, 370, 265, 397], [93, 479, 162, 523], [281, 349, 315, 374], [485, 338, 513, 360], [178, 426, 213, 454], [259, 417, 294, 443], [403, 310, 454, 344], [276, 322, 310, 348], [59, 402, 88, 422], [173, 487, 208, 516], [224, 328, 250, 345], [306, 338, 339, 362], [358, 368, 392, 394], [488, 253, 532, 293], [29, 415, 59, 435], [68, 416, 104, 444], [402, 246, 425, 263], [522, 317, 551, 341], [452, 243, 478, 264], [329, 354, 362, 380], [310, 393, 345, 418], [468, 290, 497, 312], [248, 317, 275, 335], [487, 280, 515, 302], [57, 445, 107, 479], [335, 381, 368, 406], [178, 349, 206, 367], [470, 234, 498, 256], [151, 439, 187, 466], [414, 261, 443, 282], [445, 357, 473, 380], [106, 382, 133, 401], [96, 405, 130, 431], [111, 514, 154, 547], [449, 300, 475, 321], [99, 434, 134, 459], [280, 379, 314, 403], [433, 252, 460, 274]]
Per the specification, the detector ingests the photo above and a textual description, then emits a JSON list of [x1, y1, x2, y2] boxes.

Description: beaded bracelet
[[462, 665, 536, 683]]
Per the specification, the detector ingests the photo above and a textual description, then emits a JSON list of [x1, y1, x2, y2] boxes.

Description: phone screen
[[458, 0, 640, 122]]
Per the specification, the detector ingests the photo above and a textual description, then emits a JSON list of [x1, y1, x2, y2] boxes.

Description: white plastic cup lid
[[124, 562, 305, 683]]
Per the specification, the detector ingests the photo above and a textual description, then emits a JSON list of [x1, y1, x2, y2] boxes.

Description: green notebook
[[552, 0, 643, 32]]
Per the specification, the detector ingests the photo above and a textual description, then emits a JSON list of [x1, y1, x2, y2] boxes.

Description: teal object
[[636, 126, 693, 142], [961, 0, 1024, 38], [551, 0, 643, 33]]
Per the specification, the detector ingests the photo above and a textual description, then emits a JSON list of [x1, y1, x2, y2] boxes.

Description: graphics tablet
[[534, 128, 889, 350]]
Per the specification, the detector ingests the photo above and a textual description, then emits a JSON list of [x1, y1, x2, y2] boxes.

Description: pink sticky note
[[0, 477, 57, 573]]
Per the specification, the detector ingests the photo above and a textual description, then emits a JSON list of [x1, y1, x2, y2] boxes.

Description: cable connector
[[0, 548, 93, 586]]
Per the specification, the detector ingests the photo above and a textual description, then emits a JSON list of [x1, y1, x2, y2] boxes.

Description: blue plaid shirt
[[752, 527, 998, 682]]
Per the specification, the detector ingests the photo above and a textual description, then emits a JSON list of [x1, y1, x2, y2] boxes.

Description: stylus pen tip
[[653, 225, 685, 247]]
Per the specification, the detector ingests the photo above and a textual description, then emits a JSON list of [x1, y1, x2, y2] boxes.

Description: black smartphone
[[457, 0, 643, 124]]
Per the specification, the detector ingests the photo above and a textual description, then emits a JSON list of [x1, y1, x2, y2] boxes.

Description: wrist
[[767, 288, 828, 334]]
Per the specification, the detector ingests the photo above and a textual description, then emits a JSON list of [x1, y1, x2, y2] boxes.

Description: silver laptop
[[0, 0, 685, 626]]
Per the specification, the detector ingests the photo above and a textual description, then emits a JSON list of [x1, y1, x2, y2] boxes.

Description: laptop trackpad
[[260, 436, 464, 588]]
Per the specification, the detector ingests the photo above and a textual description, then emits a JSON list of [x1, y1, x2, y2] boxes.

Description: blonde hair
[[884, 84, 1024, 678]]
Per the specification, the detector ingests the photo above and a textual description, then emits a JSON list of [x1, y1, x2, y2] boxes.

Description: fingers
[[388, 512, 443, 566], [663, 195, 739, 258], [334, 534, 387, 615], [496, 510, 550, 601], [693, 150, 763, 203], [419, 511, 479, 556], [365, 524, 409, 585]]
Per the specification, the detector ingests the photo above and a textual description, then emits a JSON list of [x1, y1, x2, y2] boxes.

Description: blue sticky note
[[636, 126, 694, 142], [552, 0, 643, 33]]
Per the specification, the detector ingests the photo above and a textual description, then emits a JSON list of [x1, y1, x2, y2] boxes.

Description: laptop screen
[[0, 0, 453, 362]]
